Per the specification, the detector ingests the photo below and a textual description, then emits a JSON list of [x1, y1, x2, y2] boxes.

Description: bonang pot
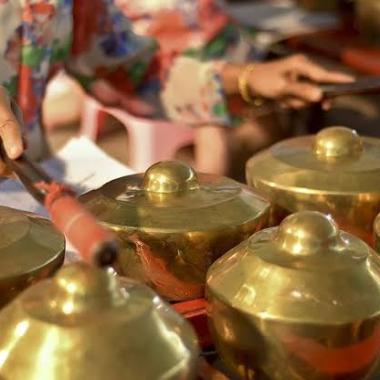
[[0, 206, 65, 307], [0, 263, 199, 379], [246, 126, 380, 245], [79, 160, 270, 301], [207, 211, 380, 380]]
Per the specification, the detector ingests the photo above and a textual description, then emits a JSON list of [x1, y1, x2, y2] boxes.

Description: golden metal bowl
[[0, 206, 65, 307], [80, 160, 269, 301], [0, 263, 199, 379], [246, 126, 380, 245], [207, 211, 380, 380]]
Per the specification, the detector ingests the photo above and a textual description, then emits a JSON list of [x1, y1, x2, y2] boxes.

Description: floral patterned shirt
[[117, 0, 257, 126], [117, 0, 230, 66]]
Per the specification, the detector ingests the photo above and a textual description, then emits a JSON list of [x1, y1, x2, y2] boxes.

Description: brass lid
[[0, 264, 198, 379], [246, 126, 380, 193], [80, 160, 269, 232], [207, 211, 380, 323], [0, 206, 65, 280]]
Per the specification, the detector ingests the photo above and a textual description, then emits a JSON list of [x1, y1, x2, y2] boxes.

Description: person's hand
[[0, 86, 23, 175], [247, 55, 354, 110]]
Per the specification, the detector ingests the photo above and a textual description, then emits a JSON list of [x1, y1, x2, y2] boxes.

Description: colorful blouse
[[117, 0, 231, 68], [0, 0, 253, 160], [118, 0, 257, 125]]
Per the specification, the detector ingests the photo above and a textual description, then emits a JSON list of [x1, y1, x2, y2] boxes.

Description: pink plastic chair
[[80, 96, 195, 172]]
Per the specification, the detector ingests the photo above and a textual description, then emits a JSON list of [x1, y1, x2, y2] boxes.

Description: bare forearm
[[220, 63, 245, 95], [220, 56, 353, 104]]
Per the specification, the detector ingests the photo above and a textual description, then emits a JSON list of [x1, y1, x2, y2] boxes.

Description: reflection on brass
[[0, 264, 199, 379], [80, 161, 269, 301], [207, 211, 380, 380], [246, 127, 380, 244], [0, 206, 65, 307]]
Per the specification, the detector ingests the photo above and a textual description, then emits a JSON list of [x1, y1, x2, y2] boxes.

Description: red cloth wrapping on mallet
[[36, 181, 117, 266]]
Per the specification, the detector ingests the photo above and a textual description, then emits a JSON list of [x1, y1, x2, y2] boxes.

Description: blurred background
[[43, 0, 380, 181]]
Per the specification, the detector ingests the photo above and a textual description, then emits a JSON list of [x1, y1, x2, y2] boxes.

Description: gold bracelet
[[238, 64, 265, 107]]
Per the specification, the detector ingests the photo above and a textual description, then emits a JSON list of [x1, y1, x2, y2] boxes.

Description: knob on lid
[[313, 127, 363, 161], [276, 212, 341, 256], [143, 161, 200, 193]]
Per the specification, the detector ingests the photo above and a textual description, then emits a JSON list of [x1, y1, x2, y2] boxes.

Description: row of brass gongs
[[1, 126, 380, 379]]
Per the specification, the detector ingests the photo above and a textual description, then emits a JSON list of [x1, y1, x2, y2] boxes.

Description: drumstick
[[320, 76, 380, 98], [1, 147, 118, 267]]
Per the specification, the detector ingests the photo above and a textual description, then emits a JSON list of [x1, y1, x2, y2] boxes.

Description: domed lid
[[0, 264, 198, 379], [80, 160, 269, 232], [0, 206, 65, 281], [246, 126, 380, 194], [207, 211, 380, 324]]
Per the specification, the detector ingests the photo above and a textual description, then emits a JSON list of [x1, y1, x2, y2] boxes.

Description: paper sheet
[[0, 137, 134, 263]]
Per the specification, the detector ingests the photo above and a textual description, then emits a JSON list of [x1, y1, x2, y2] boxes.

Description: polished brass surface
[[143, 160, 200, 193], [80, 160, 269, 301], [0, 206, 65, 307], [207, 211, 380, 380], [246, 126, 380, 244], [0, 263, 199, 379]]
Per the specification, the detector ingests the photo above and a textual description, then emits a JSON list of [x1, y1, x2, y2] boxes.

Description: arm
[[65, 0, 158, 116], [161, 53, 353, 128], [221, 55, 354, 109]]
